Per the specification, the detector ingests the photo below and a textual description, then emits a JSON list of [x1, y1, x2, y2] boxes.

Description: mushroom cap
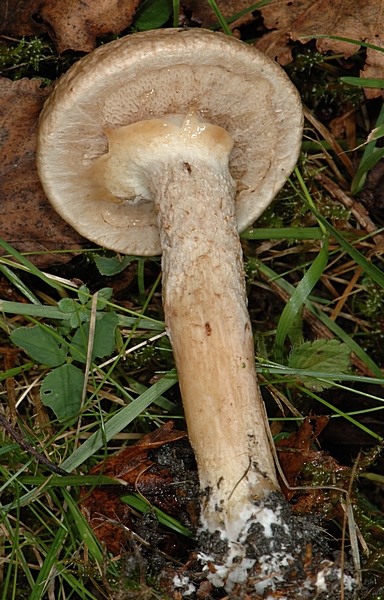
[[37, 28, 303, 256]]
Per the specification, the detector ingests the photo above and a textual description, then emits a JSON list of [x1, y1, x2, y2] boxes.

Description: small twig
[[315, 171, 384, 244], [304, 106, 355, 179], [0, 414, 70, 476]]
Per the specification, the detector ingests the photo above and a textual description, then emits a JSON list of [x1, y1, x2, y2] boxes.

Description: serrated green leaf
[[10, 326, 66, 367], [40, 364, 84, 421], [93, 254, 134, 276], [289, 339, 351, 392], [70, 312, 119, 363]]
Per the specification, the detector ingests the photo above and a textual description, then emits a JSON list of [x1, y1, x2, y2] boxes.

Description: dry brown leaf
[[361, 41, 384, 99], [257, 0, 384, 73], [0, 0, 142, 53], [180, 0, 256, 29], [0, 77, 85, 267], [276, 416, 330, 499], [80, 422, 197, 556]]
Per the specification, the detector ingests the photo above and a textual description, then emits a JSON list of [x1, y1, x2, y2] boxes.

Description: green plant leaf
[[40, 364, 84, 421], [93, 254, 135, 276], [10, 325, 66, 367], [61, 369, 178, 472], [57, 297, 90, 328], [132, 0, 173, 31], [70, 312, 119, 363], [289, 339, 351, 392], [0, 237, 62, 291], [94, 287, 113, 310], [77, 285, 90, 305]]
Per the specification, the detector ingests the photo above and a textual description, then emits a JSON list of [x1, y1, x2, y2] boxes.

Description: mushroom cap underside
[[37, 28, 303, 256]]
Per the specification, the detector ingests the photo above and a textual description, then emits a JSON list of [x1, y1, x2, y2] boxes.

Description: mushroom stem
[[144, 116, 280, 542], [90, 110, 281, 544]]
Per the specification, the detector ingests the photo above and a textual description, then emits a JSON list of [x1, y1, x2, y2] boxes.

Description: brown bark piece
[[0, 0, 142, 53], [257, 0, 384, 69], [0, 77, 85, 267]]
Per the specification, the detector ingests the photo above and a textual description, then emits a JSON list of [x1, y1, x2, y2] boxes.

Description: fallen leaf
[[0, 0, 142, 53], [276, 416, 330, 499], [180, 0, 256, 29], [276, 417, 350, 518], [288, 339, 351, 392], [257, 0, 384, 74], [0, 77, 85, 267], [361, 41, 384, 99], [80, 422, 199, 556]]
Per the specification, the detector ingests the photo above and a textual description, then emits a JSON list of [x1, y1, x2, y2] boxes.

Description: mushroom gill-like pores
[[37, 28, 303, 584]]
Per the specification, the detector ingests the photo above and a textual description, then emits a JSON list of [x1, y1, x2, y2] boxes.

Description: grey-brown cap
[[37, 28, 303, 256]]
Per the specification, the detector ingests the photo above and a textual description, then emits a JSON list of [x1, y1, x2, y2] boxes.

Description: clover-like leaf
[[40, 364, 84, 421], [10, 325, 66, 367], [70, 312, 119, 363]]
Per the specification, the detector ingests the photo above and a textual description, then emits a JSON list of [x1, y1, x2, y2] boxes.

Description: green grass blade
[[351, 102, 384, 194], [0, 299, 164, 330], [274, 237, 329, 362], [351, 147, 384, 195], [0, 264, 40, 304], [121, 493, 194, 538], [62, 488, 103, 565], [340, 76, 384, 88], [173, 0, 179, 26], [294, 384, 383, 442], [205, 0, 232, 34], [0, 362, 36, 381], [241, 227, 324, 240], [0, 238, 62, 291], [301, 35, 384, 53], [312, 212, 384, 289], [254, 259, 384, 377], [29, 525, 68, 600], [61, 370, 178, 472], [209, 0, 272, 29], [18, 475, 128, 486]]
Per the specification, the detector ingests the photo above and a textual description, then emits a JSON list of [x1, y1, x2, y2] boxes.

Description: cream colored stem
[[151, 157, 279, 542]]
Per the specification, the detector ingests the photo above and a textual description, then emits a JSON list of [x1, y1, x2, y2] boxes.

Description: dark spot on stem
[[183, 162, 192, 174], [205, 322, 212, 336]]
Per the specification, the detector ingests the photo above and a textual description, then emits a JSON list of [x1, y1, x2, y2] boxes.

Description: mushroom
[[37, 28, 303, 585]]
